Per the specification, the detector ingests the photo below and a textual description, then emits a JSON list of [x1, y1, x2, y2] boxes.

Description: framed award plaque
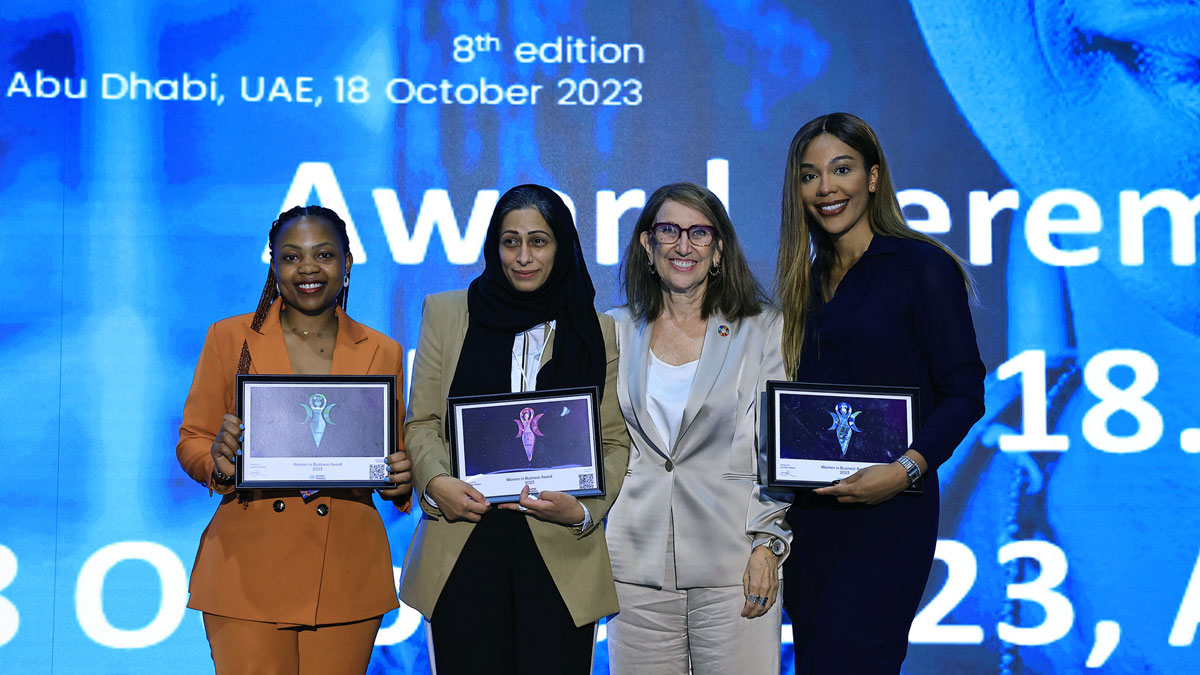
[[235, 374, 397, 489], [447, 386, 604, 503], [766, 380, 922, 492]]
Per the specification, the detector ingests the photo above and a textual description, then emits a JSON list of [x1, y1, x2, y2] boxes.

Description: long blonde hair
[[775, 112, 973, 374]]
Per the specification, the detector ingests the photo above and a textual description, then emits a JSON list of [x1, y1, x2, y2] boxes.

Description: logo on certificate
[[514, 406, 545, 462], [299, 393, 337, 448], [827, 402, 863, 456]]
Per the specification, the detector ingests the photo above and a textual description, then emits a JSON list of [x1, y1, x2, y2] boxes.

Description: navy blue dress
[[783, 235, 985, 674]]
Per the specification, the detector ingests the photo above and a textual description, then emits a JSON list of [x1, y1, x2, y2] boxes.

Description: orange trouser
[[202, 612, 382, 675]]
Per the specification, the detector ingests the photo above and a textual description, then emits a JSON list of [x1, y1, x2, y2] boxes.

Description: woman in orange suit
[[177, 205, 413, 675]]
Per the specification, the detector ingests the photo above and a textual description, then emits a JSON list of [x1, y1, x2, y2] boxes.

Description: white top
[[646, 349, 699, 450], [511, 321, 555, 392]]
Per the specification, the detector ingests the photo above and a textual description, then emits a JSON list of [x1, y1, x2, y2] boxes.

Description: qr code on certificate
[[578, 473, 596, 489], [369, 464, 388, 481]]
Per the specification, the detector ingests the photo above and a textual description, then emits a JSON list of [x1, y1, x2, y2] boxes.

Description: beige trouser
[[607, 527, 782, 675]]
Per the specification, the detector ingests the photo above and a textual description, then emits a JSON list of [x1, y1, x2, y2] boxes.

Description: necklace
[[289, 326, 334, 353], [281, 309, 337, 352]]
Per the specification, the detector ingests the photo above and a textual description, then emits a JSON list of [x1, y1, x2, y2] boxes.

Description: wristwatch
[[757, 536, 786, 557], [896, 454, 922, 488]]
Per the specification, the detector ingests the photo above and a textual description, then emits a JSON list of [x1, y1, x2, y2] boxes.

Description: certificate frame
[[447, 386, 604, 503], [766, 380, 922, 492], [235, 374, 396, 489]]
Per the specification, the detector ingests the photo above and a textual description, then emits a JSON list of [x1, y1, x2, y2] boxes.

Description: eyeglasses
[[651, 222, 717, 247]]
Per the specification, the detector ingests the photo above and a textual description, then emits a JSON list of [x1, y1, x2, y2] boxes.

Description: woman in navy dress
[[775, 112, 985, 673]]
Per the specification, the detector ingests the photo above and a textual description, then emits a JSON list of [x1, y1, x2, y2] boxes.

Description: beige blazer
[[605, 308, 792, 589], [399, 290, 630, 627]]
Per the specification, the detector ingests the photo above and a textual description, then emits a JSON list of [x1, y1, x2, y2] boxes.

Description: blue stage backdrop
[[3, 1, 1198, 673]]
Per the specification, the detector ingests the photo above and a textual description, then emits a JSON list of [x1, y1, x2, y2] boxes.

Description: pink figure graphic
[[513, 407, 545, 462]]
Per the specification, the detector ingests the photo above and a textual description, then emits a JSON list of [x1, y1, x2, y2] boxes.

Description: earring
[[709, 261, 721, 278], [343, 273, 351, 288], [647, 259, 657, 277]]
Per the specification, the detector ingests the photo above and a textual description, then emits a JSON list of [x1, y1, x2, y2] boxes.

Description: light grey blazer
[[605, 307, 792, 589]]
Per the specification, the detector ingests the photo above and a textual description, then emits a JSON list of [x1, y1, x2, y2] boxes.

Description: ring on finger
[[757, 595, 768, 607], [748, 594, 761, 605], [517, 504, 528, 512]]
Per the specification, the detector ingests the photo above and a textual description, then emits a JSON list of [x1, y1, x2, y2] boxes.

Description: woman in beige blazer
[[605, 183, 792, 675], [399, 185, 629, 674]]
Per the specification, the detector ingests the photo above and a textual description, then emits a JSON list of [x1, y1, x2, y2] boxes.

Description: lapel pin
[[717, 324, 730, 337]]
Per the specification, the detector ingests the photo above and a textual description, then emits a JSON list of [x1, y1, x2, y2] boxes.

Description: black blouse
[[795, 235, 985, 471]]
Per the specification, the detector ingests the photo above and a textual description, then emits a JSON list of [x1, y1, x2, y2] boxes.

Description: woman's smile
[[815, 199, 849, 216], [668, 257, 697, 271]]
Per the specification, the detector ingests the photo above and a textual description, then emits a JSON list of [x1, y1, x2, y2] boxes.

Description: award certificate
[[766, 381, 921, 492], [447, 386, 604, 503], [235, 374, 396, 489]]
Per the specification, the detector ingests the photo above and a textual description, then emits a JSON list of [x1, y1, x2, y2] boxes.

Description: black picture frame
[[447, 386, 604, 503], [766, 380, 922, 492], [235, 374, 397, 489]]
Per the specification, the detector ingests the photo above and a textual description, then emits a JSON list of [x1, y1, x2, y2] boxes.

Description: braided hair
[[236, 205, 352, 374]]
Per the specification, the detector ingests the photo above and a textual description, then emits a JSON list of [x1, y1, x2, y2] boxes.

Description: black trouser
[[784, 484, 940, 675], [430, 509, 594, 675]]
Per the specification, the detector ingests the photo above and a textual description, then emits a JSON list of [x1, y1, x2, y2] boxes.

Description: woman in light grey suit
[[606, 182, 791, 674]]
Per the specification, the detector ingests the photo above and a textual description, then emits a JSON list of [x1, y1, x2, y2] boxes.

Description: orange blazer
[[177, 301, 409, 626]]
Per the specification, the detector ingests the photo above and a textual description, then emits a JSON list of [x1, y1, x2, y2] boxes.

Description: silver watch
[[896, 454, 922, 487]]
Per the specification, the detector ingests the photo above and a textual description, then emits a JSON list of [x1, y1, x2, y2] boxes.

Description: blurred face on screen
[[797, 133, 879, 241], [640, 199, 722, 297], [909, 3, 1200, 672], [271, 216, 350, 315], [499, 208, 557, 292], [909, 0, 1200, 333]]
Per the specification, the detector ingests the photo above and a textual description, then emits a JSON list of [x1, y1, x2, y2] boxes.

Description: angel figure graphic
[[827, 402, 862, 456], [299, 393, 336, 448], [514, 406, 545, 462]]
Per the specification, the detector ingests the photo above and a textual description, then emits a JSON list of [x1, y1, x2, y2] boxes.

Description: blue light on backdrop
[[2, 1, 1198, 673]]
